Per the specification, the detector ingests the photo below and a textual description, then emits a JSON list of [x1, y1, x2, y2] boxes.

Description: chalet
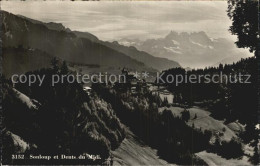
[[83, 86, 92, 95], [118, 68, 148, 94], [121, 68, 140, 85]]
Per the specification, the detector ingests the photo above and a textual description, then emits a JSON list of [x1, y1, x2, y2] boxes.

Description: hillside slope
[[112, 127, 175, 166], [1, 11, 152, 72], [2, 79, 126, 164], [100, 41, 181, 71], [159, 106, 239, 142], [12, 12, 181, 71], [3, 47, 53, 77], [196, 151, 251, 166]]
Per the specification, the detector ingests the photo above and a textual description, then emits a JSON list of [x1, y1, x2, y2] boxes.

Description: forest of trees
[[2, 59, 125, 165], [2, 50, 258, 165], [157, 57, 257, 123], [92, 55, 259, 164], [157, 57, 259, 164], [93, 82, 214, 165]]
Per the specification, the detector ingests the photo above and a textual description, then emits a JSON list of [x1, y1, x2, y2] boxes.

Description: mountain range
[[2, 10, 181, 78], [2, 10, 250, 76], [119, 31, 252, 68]]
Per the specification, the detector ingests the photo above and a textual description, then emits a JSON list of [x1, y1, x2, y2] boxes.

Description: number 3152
[[12, 154, 24, 159]]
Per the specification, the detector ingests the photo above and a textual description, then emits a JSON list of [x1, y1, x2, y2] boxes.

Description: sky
[[1, 1, 236, 41]]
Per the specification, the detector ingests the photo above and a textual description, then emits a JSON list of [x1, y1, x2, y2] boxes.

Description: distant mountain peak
[[112, 41, 120, 45], [165, 31, 179, 39], [119, 30, 252, 68]]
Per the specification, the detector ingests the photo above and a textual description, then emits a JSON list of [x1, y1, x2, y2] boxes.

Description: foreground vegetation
[[2, 61, 125, 165]]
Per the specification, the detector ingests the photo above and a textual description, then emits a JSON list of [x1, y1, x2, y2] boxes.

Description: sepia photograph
[[0, 0, 259, 165]]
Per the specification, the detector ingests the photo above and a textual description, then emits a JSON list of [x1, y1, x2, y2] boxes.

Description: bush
[[213, 137, 243, 159]]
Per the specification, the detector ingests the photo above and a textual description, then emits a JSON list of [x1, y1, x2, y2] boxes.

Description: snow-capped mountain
[[119, 31, 253, 68]]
